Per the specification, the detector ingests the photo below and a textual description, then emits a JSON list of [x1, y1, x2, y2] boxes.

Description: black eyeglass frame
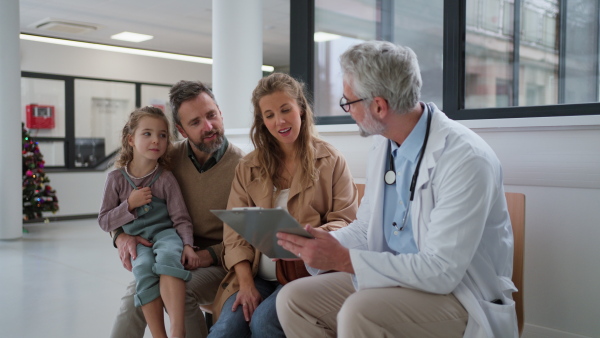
[[339, 97, 367, 112]]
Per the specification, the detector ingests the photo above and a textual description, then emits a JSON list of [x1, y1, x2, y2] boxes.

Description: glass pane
[[314, 0, 378, 118], [519, 0, 558, 106], [465, 0, 515, 108], [21, 78, 66, 138], [482, 0, 503, 31], [564, 0, 599, 104], [38, 140, 65, 167], [74, 79, 136, 167], [313, 0, 444, 119], [141, 84, 178, 139], [466, 0, 600, 109], [392, 0, 444, 108]]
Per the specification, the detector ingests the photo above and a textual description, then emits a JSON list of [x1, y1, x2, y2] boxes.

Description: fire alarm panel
[[26, 104, 55, 129]]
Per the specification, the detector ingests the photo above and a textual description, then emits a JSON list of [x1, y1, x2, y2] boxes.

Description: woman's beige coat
[[212, 139, 358, 320]]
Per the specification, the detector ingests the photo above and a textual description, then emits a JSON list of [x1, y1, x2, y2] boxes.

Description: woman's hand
[[127, 187, 152, 211], [233, 284, 262, 322], [232, 261, 262, 322], [181, 245, 201, 270]]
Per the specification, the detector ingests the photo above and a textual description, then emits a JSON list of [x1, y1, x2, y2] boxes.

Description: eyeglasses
[[339, 96, 367, 113]]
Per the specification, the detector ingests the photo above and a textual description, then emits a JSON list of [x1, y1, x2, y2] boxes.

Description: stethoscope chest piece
[[384, 170, 396, 185]]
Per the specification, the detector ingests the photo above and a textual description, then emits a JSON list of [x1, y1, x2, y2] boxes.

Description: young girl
[[98, 106, 200, 338]]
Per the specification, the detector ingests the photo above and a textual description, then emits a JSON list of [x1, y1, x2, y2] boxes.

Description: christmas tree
[[22, 123, 59, 220]]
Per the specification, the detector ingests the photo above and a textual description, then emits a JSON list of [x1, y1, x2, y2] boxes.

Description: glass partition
[[74, 79, 136, 167], [21, 77, 66, 138], [140, 84, 177, 138], [36, 140, 66, 167]]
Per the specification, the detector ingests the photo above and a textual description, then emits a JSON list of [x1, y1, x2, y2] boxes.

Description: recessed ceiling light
[[111, 32, 154, 43], [314, 32, 341, 42], [36, 21, 97, 35]]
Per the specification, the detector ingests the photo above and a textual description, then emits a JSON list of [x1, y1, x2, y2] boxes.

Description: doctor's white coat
[[328, 104, 518, 337]]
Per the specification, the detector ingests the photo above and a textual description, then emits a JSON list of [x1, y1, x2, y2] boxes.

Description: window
[[21, 72, 171, 170], [74, 79, 136, 167], [290, 0, 600, 122], [313, 0, 378, 119], [21, 75, 67, 168], [309, 0, 443, 123], [449, 0, 600, 118]]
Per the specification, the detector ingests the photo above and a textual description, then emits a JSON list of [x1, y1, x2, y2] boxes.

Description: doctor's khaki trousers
[[276, 272, 468, 338]]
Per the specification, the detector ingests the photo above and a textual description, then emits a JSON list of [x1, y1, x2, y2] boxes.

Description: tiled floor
[[0, 219, 163, 337]]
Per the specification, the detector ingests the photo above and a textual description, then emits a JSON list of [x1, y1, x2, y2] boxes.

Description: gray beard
[[191, 133, 224, 154], [358, 111, 385, 137]]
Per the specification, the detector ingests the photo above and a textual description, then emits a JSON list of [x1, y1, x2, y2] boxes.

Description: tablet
[[211, 208, 313, 259]]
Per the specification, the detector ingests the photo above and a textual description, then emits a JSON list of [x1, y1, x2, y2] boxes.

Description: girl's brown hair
[[250, 73, 318, 189], [114, 106, 173, 170]]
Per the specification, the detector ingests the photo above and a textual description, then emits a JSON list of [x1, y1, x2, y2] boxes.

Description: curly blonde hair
[[114, 106, 173, 170], [250, 73, 318, 190]]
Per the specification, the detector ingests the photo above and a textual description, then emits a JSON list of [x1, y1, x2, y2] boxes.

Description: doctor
[[276, 41, 517, 338]]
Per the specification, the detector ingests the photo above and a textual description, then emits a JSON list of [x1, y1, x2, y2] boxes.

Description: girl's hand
[[181, 245, 201, 269], [127, 187, 152, 211]]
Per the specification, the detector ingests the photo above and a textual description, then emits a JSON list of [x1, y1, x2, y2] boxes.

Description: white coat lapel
[[366, 136, 388, 251], [411, 104, 450, 246]]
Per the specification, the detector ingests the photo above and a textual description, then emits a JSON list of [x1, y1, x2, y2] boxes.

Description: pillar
[[0, 0, 23, 239], [212, 0, 263, 129]]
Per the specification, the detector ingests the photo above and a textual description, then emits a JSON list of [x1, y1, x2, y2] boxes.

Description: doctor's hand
[[277, 225, 354, 274]]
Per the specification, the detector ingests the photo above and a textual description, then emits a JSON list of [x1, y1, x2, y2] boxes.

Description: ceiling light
[[19, 34, 274, 72], [314, 32, 341, 42], [111, 31, 154, 43], [36, 21, 97, 35]]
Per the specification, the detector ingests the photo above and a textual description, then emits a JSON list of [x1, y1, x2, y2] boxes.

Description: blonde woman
[[208, 73, 358, 337]]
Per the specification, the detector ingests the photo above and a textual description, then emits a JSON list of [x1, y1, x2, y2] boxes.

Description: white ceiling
[[19, 0, 291, 68]]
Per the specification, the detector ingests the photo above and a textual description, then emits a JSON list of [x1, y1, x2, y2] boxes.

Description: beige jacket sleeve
[[221, 161, 259, 271]]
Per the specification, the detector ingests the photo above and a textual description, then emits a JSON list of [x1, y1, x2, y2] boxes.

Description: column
[[0, 0, 23, 239], [212, 0, 263, 129]]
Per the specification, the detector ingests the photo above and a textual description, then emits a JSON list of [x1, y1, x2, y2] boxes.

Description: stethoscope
[[384, 103, 433, 233]]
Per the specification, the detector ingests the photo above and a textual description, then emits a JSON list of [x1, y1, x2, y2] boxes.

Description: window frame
[[291, 0, 600, 124], [21, 71, 172, 171]]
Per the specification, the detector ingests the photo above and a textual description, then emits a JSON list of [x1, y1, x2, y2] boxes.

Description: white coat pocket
[[478, 298, 518, 338]]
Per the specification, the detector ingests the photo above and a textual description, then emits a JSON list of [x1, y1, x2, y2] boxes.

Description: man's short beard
[[358, 110, 385, 137], [191, 130, 224, 154]]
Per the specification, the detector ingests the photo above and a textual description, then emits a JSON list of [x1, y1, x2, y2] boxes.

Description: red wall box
[[26, 104, 55, 129]]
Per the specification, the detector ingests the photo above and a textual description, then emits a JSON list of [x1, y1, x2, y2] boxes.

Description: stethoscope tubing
[[385, 103, 433, 203]]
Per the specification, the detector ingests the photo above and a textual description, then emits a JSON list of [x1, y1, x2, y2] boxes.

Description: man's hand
[[276, 225, 354, 273], [127, 187, 152, 211], [115, 232, 153, 271]]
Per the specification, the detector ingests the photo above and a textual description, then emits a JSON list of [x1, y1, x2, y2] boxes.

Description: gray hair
[[169, 80, 218, 126], [340, 41, 422, 115]]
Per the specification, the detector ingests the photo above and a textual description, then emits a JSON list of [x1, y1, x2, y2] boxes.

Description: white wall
[[22, 40, 600, 337]]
